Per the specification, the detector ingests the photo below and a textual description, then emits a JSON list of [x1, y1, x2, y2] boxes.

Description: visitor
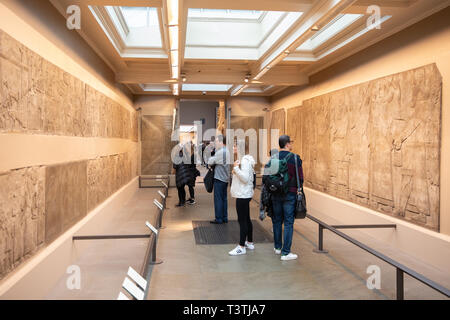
[[207, 135, 230, 224], [228, 140, 256, 256], [173, 142, 198, 207], [271, 135, 303, 261]]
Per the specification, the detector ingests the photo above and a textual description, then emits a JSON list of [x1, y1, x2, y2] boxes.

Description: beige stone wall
[[0, 28, 139, 281], [286, 64, 441, 231]]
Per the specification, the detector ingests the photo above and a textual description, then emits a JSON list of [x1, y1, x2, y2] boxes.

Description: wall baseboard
[[0, 176, 139, 299]]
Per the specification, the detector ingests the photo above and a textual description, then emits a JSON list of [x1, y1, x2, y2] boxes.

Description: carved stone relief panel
[[141, 115, 175, 175], [285, 64, 441, 230]]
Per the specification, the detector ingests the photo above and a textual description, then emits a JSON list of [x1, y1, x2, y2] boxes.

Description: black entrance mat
[[192, 220, 273, 245]]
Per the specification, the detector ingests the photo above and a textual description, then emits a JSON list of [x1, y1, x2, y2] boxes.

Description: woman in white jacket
[[228, 142, 256, 256]]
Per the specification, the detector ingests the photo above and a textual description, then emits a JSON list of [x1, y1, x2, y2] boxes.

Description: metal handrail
[[251, 188, 450, 299], [306, 214, 450, 299], [140, 177, 169, 299]]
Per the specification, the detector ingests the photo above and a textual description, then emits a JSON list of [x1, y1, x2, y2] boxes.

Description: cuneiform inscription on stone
[[286, 64, 442, 231], [0, 29, 138, 142]]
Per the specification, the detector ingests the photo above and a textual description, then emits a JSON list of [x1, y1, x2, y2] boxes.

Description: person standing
[[188, 143, 200, 204], [207, 135, 230, 224], [271, 135, 303, 261], [228, 141, 256, 256], [173, 143, 196, 207]]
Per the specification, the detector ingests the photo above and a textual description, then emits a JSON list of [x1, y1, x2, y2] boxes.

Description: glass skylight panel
[[182, 84, 232, 91], [296, 14, 363, 51], [121, 7, 159, 28], [188, 9, 264, 20]]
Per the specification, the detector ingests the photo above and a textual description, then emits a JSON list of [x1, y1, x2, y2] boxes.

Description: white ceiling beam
[[116, 65, 308, 86], [184, 0, 314, 12], [251, 0, 358, 80], [60, 0, 163, 7]]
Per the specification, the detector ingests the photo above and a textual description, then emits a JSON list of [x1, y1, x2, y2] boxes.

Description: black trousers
[[236, 198, 253, 246], [177, 185, 195, 204]]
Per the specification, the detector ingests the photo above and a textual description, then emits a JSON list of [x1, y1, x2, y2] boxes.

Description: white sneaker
[[274, 248, 281, 255], [229, 245, 246, 256], [245, 241, 255, 250], [281, 253, 298, 261]]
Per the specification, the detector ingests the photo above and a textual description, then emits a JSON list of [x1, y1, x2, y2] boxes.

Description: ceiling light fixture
[[244, 73, 251, 83], [171, 65, 179, 79], [311, 25, 320, 31], [167, 0, 179, 26], [167, 0, 179, 79], [181, 73, 187, 82], [173, 83, 179, 95]]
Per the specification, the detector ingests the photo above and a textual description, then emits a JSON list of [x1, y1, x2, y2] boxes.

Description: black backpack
[[203, 165, 215, 193], [263, 153, 293, 194]]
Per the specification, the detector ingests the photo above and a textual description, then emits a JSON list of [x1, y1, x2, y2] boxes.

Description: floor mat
[[192, 220, 273, 245]]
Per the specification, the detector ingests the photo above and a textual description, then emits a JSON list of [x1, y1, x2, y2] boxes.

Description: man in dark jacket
[[173, 143, 198, 206], [271, 135, 303, 261]]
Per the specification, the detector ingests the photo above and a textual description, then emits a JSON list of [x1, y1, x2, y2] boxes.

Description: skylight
[[185, 10, 302, 60], [189, 9, 264, 21], [90, 5, 165, 58], [182, 84, 233, 92], [296, 14, 363, 51], [120, 7, 159, 29]]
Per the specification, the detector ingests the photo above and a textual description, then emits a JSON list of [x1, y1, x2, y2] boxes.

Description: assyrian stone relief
[[0, 29, 138, 142], [0, 167, 45, 279], [269, 109, 285, 151], [230, 115, 264, 168], [141, 115, 175, 175], [286, 64, 441, 231], [0, 29, 139, 280]]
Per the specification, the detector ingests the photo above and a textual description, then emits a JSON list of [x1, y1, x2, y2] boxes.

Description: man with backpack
[[263, 135, 303, 261]]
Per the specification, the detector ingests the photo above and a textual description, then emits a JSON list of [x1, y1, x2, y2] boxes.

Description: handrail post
[[313, 224, 329, 254], [150, 234, 163, 265], [158, 207, 164, 229], [397, 268, 404, 300]]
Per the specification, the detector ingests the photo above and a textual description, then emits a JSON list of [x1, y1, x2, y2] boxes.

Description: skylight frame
[[90, 5, 166, 58], [295, 13, 364, 52], [185, 10, 304, 61], [188, 9, 266, 22]]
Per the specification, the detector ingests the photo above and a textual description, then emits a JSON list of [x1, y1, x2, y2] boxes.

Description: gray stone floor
[[147, 184, 449, 300]]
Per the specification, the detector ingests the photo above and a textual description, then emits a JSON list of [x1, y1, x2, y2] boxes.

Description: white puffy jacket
[[230, 155, 256, 199]]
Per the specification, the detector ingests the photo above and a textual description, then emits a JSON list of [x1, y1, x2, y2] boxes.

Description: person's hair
[[279, 135, 291, 149], [210, 136, 215, 142], [216, 134, 226, 145]]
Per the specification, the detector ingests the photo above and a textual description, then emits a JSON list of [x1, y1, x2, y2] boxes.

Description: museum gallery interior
[[0, 0, 449, 300]]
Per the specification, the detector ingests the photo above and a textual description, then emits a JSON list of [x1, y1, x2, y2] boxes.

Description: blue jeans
[[213, 179, 228, 223], [272, 192, 296, 255]]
